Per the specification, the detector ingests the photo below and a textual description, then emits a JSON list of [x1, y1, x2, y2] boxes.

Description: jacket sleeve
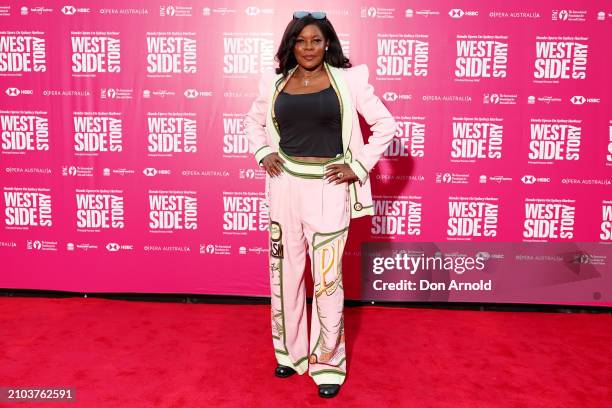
[[348, 64, 397, 184], [244, 71, 275, 166]]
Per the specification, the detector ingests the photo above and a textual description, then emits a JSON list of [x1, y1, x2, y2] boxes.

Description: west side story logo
[[528, 119, 581, 163], [455, 35, 508, 80], [0, 32, 46, 74], [383, 116, 425, 158], [534, 36, 588, 82], [523, 198, 575, 240], [146, 33, 196, 76], [451, 117, 503, 162], [149, 191, 197, 231], [222, 114, 249, 156], [73, 112, 122, 154], [447, 196, 499, 239], [147, 113, 197, 156], [76, 190, 124, 230], [3, 187, 52, 228], [376, 33, 429, 78], [608, 121, 612, 165], [601, 201, 612, 241], [1, 112, 49, 153], [223, 32, 274, 75], [222, 192, 268, 233], [71, 32, 121, 75], [371, 196, 422, 236]]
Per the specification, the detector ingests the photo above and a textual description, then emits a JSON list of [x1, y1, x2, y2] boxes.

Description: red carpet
[[0, 297, 610, 407]]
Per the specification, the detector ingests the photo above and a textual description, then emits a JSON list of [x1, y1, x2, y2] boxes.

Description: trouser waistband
[[278, 148, 344, 179]]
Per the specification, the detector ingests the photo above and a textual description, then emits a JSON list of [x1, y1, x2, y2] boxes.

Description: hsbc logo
[[185, 89, 198, 98], [61, 5, 76, 15], [475, 251, 490, 261], [245, 6, 260, 16], [383, 92, 398, 101], [449, 8, 478, 18], [521, 175, 550, 184], [570, 95, 600, 105], [521, 175, 536, 184], [449, 9, 464, 18], [6, 88, 20, 96], [382, 92, 411, 102], [184, 89, 212, 98], [106, 242, 133, 251], [143, 167, 171, 176], [106, 242, 119, 251]]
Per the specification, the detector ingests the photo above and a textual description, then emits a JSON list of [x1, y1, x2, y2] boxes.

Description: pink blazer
[[244, 61, 397, 219]]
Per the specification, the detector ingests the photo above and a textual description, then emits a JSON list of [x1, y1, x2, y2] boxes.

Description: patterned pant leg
[[268, 172, 309, 374], [301, 177, 350, 385]]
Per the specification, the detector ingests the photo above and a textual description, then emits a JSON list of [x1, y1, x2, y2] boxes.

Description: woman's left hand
[[324, 164, 359, 184]]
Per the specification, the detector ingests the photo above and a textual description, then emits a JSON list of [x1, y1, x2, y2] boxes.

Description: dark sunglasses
[[293, 11, 327, 19]]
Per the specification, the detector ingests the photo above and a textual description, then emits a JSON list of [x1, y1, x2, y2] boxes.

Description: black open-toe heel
[[318, 384, 340, 398], [274, 364, 296, 378]]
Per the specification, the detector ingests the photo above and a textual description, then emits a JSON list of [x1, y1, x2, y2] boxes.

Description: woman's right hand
[[261, 152, 285, 177]]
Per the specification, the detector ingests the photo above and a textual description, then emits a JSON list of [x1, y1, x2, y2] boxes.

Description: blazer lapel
[[325, 62, 353, 155]]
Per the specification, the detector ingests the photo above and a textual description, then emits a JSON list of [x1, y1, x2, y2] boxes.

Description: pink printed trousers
[[267, 150, 350, 385]]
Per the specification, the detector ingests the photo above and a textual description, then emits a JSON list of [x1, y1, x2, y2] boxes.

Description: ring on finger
[[337, 172, 344, 179]]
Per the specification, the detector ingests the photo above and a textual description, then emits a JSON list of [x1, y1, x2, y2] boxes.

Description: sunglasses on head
[[293, 11, 327, 19]]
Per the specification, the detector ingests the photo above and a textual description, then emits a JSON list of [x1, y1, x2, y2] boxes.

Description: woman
[[244, 11, 397, 398]]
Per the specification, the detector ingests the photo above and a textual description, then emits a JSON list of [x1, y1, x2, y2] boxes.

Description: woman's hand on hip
[[261, 153, 285, 177], [324, 164, 358, 184]]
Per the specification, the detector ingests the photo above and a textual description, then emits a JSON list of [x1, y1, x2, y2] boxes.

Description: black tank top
[[274, 85, 342, 157]]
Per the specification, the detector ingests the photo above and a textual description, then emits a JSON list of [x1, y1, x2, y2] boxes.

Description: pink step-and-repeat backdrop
[[1, 1, 611, 305]]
